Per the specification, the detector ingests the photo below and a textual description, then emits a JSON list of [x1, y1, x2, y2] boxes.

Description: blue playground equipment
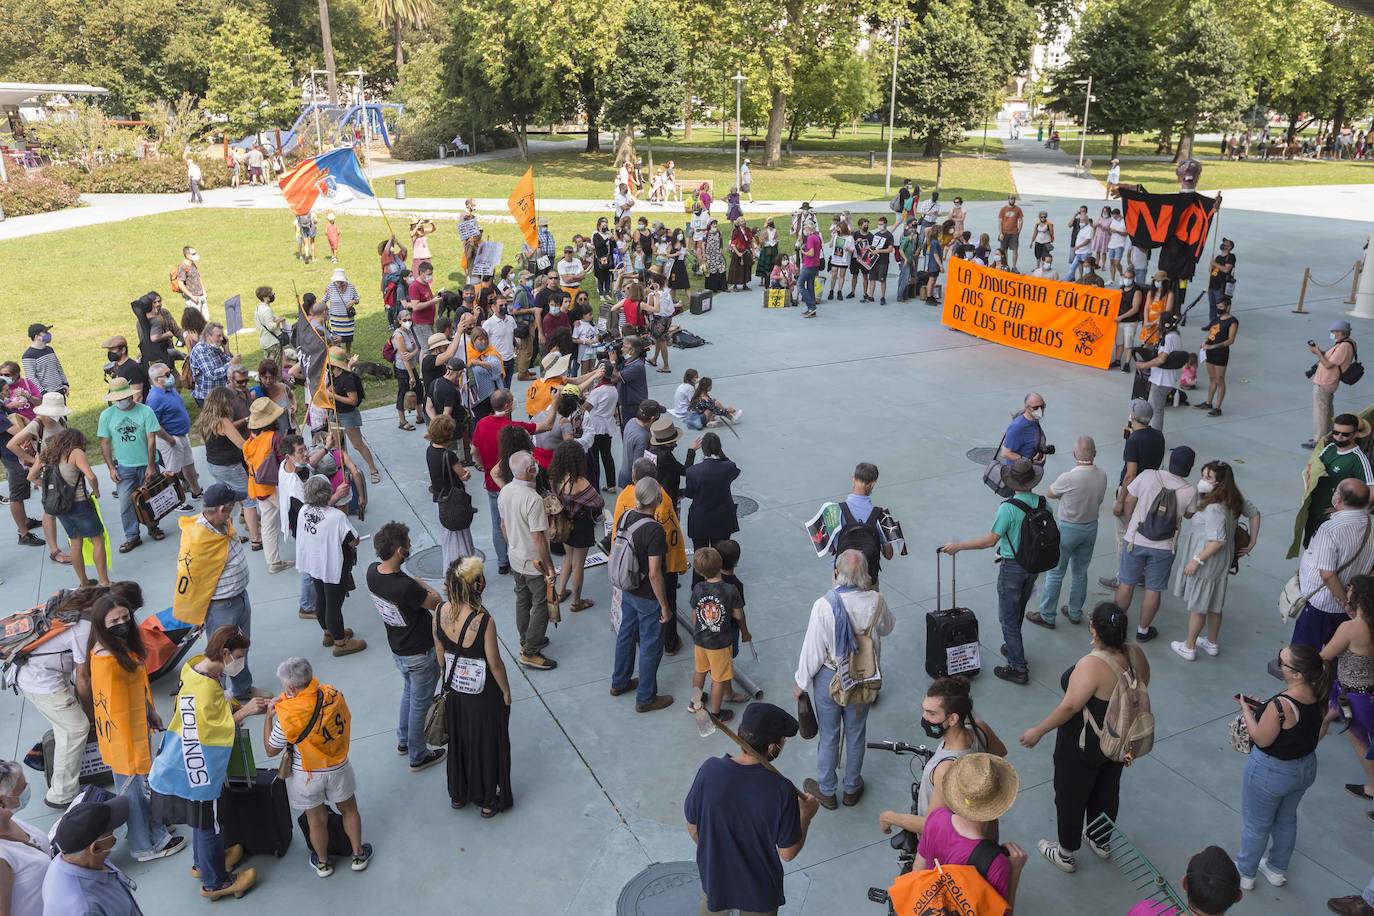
[[231, 101, 403, 155]]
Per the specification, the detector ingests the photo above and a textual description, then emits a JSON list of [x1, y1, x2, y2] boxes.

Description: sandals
[[570, 598, 595, 612], [479, 807, 497, 819], [250, 541, 263, 552], [556, 589, 571, 602], [369, 470, 381, 484], [48, 550, 72, 565], [398, 421, 415, 431]]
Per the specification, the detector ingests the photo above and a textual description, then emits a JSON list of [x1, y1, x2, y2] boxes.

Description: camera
[[1041, 444, 1056, 456]]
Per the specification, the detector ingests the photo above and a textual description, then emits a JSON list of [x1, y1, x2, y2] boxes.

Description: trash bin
[[438, 144, 447, 159], [395, 179, 407, 200], [868, 150, 876, 168]]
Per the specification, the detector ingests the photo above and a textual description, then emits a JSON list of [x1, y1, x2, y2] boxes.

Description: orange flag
[[508, 167, 539, 248]]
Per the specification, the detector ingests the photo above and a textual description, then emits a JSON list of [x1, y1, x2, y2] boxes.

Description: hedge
[[49, 156, 231, 194], [0, 172, 83, 216]]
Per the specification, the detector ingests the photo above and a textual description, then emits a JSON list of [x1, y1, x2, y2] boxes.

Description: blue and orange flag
[[278, 147, 374, 215]]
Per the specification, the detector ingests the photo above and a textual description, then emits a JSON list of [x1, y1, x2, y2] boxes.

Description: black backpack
[[1341, 340, 1365, 386], [1137, 471, 1180, 541], [833, 503, 883, 581], [1003, 494, 1060, 573], [40, 463, 78, 516]]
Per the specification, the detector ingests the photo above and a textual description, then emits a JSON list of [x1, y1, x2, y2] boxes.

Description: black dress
[[440, 608, 513, 812]]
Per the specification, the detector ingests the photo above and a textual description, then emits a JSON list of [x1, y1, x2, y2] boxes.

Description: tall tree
[[1157, 2, 1249, 160], [789, 43, 880, 139], [541, 0, 631, 151], [205, 9, 298, 139], [319, 0, 340, 102], [603, 2, 686, 165], [895, 0, 1000, 155], [370, 0, 439, 70]]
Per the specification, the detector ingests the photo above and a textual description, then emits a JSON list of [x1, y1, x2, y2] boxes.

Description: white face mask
[[223, 656, 247, 677], [116, 397, 133, 409], [160, 376, 176, 388], [1041, 261, 1052, 270], [1030, 407, 1044, 420], [1332, 333, 1341, 343], [4, 785, 30, 811], [189, 253, 200, 263], [1197, 479, 1215, 494], [550, 306, 562, 315], [401, 320, 413, 329]]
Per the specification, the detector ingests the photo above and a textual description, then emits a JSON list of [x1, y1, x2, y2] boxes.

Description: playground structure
[[230, 101, 402, 156]]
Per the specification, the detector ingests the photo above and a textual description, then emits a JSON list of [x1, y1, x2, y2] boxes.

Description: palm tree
[[370, 0, 439, 70], [319, 0, 339, 103]]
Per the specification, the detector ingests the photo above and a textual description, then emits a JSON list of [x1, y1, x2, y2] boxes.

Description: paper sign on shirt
[[369, 594, 406, 628], [457, 217, 481, 241], [223, 295, 243, 337], [450, 656, 488, 695]]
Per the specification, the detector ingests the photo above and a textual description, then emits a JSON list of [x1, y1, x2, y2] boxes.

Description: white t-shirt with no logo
[[0, 818, 53, 916], [1125, 469, 1198, 552], [15, 621, 90, 695]]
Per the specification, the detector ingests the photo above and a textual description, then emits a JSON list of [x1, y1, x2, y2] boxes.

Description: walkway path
[[1003, 132, 1107, 199]]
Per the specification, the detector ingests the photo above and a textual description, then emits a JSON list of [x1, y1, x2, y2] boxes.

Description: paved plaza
[[3, 162, 1374, 913]]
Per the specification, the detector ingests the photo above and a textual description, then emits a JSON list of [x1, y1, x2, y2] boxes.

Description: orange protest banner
[[941, 258, 1119, 369], [507, 167, 539, 249]]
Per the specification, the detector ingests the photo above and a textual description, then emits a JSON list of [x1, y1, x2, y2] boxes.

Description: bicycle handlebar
[[865, 740, 924, 754]]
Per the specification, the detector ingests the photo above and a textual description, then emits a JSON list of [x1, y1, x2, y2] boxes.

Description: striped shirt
[[20, 346, 67, 393], [199, 515, 250, 599], [1299, 509, 1374, 614], [324, 282, 360, 337]]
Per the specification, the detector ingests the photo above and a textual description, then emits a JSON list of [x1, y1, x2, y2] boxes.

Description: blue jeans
[[1065, 250, 1090, 281], [798, 265, 819, 312], [114, 463, 150, 540], [896, 259, 912, 299], [193, 824, 228, 890], [114, 772, 170, 857], [205, 592, 254, 699], [996, 559, 1036, 671], [393, 649, 440, 765], [1038, 520, 1097, 622], [487, 490, 508, 568], [300, 572, 317, 613], [612, 591, 664, 705], [1236, 748, 1317, 876], [811, 666, 870, 796]]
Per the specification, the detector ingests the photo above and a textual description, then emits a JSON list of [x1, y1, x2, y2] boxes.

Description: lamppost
[[1075, 76, 1096, 170], [884, 17, 902, 196], [732, 71, 745, 189], [310, 69, 329, 151]]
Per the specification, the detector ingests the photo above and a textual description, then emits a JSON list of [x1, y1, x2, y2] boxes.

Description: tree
[[1157, 3, 1249, 160], [603, 1, 686, 163], [205, 9, 298, 140], [895, 1, 1001, 155], [370, 0, 439, 70], [541, 0, 631, 151], [26, 101, 142, 170], [146, 93, 211, 156], [1046, 3, 1162, 158], [789, 44, 880, 139]]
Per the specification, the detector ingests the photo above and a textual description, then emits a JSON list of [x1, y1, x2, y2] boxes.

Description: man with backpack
[[832, 462, 894, 586], [941, 459, 1059, 685], [1115, 446, 1197, 642], [1304, 320, 1359, 450], [792, 550, 894, 809], [608, 478, 675, 712]]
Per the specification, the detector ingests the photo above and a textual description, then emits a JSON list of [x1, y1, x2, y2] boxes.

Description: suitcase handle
[[935, 547, 955, 609]]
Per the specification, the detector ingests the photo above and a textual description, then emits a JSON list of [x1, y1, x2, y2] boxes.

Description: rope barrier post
[[1349, 260, 1363, 305], [1293, 267, 1310, 314]]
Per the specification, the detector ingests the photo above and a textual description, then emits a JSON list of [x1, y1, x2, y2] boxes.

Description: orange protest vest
[[89, 652, 154, 776], [242, 431, 279, 499], [275, 679, 351, 771], [612, 487, 687, 574], [525, 377, 562, 420], [886, 863, 1008, 916]]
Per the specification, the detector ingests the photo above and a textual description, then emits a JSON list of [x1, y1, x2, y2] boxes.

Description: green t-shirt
[[97, 402, 161, 468], [1313, 444, 1373, 513], [992, 492, 1045, 560]]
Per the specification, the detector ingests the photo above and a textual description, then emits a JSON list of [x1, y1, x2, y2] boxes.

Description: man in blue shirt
[[999, 392, 1047, 464], [43, 796, 146, 915], [97, 377, 165, 552], [941, 459, 1046, 685], [146, 363, 202, 503]]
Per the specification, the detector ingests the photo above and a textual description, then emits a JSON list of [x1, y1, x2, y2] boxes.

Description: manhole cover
[[617, 861, 700, 915], [735, 495, 759, 518], [403, 545, 485, 581], [967, 447, 998, 465]]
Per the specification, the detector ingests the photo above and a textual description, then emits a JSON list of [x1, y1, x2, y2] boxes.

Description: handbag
[[277, 690, 323, 780], [434, 456, 475, 531], [424, 653, 453, 747], [1279, 516, 1370, 620], [981, 434, 1014, 498], [545, 486, 572, 544], [1230, 696, 1284, 754]]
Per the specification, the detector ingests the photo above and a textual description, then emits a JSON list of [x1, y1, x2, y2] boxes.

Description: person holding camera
[[998, 393, 1051, 470], [1303, 320, 1357, 450], [1207, 238, 1237, 325]]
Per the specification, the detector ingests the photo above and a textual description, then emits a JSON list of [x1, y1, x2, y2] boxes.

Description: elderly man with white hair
[[498, 450, 558, 671], [1029, 436, 1108, 628], [792, 549, 894, 810]]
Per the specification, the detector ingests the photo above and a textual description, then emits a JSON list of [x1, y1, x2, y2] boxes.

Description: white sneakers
[[1257, 858, 1288, 886], [1038, 839, 1077, 873], [1171, 640, 1196, 661], [1084, 832, 1112, 860], [1171, 638, 1220, 661], [1197, 637, 1220, 656]]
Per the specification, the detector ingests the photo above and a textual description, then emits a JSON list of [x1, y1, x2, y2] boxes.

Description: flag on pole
[[508, 167, 539, 248], [279, 147, 375, 215]]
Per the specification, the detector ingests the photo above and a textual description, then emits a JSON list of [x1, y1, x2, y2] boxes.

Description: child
[[325, 212, 341, 262], [688, 547, 751, 722], [715, 539, 746, 659], [687, 376, 742, 430], [1179, 352, 1199, 390], [670, 369, 699, 420], [572, 308, 599, 374]]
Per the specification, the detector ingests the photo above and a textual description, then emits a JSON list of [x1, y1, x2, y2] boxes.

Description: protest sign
[[804, 502, 844, 557], [1117, 188, 1218, 281], [941, 259, 1117, 370], [223, 295, 243, 337], [457, 217, 482, 241], [470, 241, 503, 277]]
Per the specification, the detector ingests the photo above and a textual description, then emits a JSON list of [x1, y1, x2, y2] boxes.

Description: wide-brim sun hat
[[248, 397, 285, 430], [541, 352, 571, 378], [34, 392, 72, 417], [102, 378, 135, 402], [942, 753, 1019, 822]]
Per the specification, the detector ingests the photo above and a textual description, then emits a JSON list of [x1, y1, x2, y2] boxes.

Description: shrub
[[48, 156, 230, 194], [0, 172, 83, 216]]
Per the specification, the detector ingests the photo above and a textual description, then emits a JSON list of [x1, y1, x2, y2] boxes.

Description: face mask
[[223, 656, 247, 677], [1332, 333, 1340, 343], [116, 398, 133, 410], [1042, 261, 1052, 270], [161, 376, 177, 388], [1197, 479, 1215, 494], [1121, 278, 1132, 288], [921, 716, 948, 740], [41, 333, 52, 345], [550, 306, 562, 315], [108, 621, 131, 639], [189, 253, 200, 263], [401, 320, 413, 329], [107, 350, 123, 362], [1031, 407, 1044, 420], [4, 785, 31, 811], [0, 375, 12, 384]]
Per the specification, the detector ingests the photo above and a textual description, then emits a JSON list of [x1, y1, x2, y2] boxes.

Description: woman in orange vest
[[87, 593, 187, 862]]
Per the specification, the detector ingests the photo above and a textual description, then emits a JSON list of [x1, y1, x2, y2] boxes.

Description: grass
[[1041, 132, 1168, 160], [381, 149, 1014, 202], [648, 122, 1005, 156], [1097, 156, 1374, 191]]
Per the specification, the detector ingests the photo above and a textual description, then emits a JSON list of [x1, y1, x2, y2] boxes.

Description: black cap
[[636, 399, 663, 421], [27, 323, 52, 339], [445, 356, 466, 372], [739, 702, 799, 744], [202, 482, 247, 508], [54, 797, 130, 854], [1169, 445, 1196, 477]]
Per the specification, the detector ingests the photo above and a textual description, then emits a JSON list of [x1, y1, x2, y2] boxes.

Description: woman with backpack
[[27, 429, 108, 587], [1169, 461, 1260, 661], [1019, 602, 1151, 875]]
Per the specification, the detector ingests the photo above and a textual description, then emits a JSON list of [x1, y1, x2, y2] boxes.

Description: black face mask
[[921, 716, 948, 740], [108, 622, 131, 640], [296, 466, 310, 481], [107, 350, 122, 362]]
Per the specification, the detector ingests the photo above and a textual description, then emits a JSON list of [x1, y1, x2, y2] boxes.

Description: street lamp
[[732, 72, 746, 190], [1074, 76, 1096, 170], [884, 18, 903, 197]]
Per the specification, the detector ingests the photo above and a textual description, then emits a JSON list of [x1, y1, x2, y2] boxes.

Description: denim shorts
[[336, 409, 362, 429], [208, 461, 257, 509], [58, 497, 105, 539], [1108, 246, 1125, 261], [1119, 541, 1174, 591]]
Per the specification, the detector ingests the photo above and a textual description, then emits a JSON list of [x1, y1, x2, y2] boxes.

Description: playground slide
[[231, 102, 401, 155]]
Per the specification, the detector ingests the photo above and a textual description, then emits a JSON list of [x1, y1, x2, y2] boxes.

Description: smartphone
[[1308, 339, 1316, 347]]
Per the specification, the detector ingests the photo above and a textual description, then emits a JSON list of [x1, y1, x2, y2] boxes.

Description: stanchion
[[1293, 267, 1310, 314], [1348, 260, 1363, 305]]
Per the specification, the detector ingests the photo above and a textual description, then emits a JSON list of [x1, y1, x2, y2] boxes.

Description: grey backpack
[[608, 514, 654, 591]]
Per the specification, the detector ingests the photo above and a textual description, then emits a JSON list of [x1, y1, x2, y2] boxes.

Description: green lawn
[[382, 149, 1013, 202], [1097, 156, 1374, 191], [648, 123, 1005, 157], [1042, 132, 1169, 160]]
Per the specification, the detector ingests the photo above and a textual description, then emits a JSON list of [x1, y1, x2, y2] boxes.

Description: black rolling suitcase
[[925, 551, 982, 679], [297, 807, 352, 859], [218, 768, 293, 858]]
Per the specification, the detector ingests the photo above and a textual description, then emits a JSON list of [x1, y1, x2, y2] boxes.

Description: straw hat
[[327, 346, 350, 369], [941, 753, 1019, 822], [248, 396, 284, 430], [102, 378, 136, 402], [541, 352, 571, 378], [34, 391, 71, 418], [427, 332, 449, 350], [560, 383, 582, 397], [649, 417, 680, 447]]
